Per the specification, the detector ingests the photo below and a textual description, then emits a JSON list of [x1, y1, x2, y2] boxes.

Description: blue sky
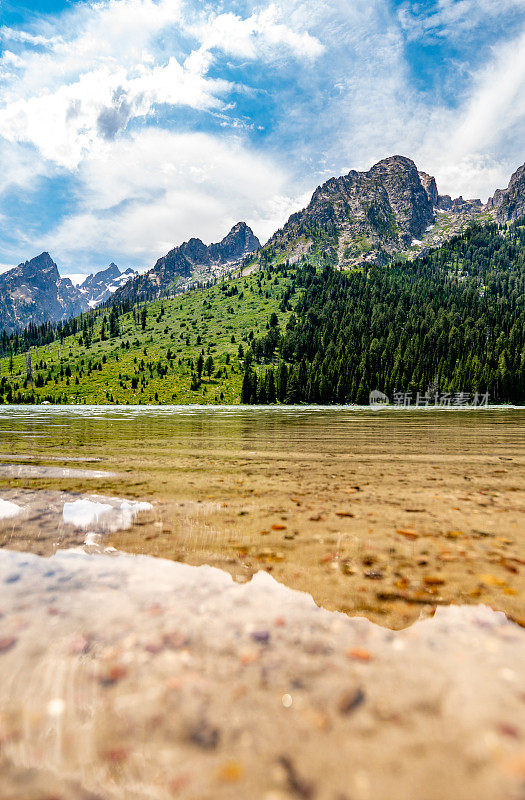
[[0, 0, 524, 280]]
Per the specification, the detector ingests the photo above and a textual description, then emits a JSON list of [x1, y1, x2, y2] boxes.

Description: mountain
[[242, 216, 525, 406], [112, 221, 261, 304], [0, 252, 88, 334], [487, 163, 525, 223], [1, 156, 523, 336], [79, 263, 137, 308], [256, 155, 498, 270], [1, 215, 523, 407]]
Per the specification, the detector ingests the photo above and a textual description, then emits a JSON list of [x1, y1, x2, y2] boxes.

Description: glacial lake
[[0, 405, 524, 800]]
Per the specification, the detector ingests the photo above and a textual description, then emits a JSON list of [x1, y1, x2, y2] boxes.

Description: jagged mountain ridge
[[1, 156, 524, 335], [487, 163, 525, 223], [112, 221, 261, 304], [258, 154, 515, 270], [79, 263, 137, 308], [0, 256, 136, 333], [0, 253, 86, 334]]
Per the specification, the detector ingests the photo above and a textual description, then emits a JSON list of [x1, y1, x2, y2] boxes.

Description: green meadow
[[0, 271, 294, 405]]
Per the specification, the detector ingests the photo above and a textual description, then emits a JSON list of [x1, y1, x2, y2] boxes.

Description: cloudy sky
[[0, 0, 524, 279]]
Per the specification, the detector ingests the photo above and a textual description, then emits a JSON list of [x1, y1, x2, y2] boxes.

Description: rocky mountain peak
[[266, 155, 436, 267], [367, 155, 434, 238], [79, 262, 137, 307], [487, 161, 525, 222], [226, 220, 260, 246], [0, 253, 86, 333], [19, 252, 60, 279], [209, 221, 261, 263], [260, 153, 519, 270], [369, 154, 417, 173], [111, 222, 260, 305], [106, 262, 120, 278]]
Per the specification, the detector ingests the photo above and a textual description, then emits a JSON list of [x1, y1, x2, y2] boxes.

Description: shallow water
[[0, 405, 524, 799]]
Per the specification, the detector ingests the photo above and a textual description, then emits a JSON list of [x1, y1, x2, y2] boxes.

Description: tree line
[[242, 218, 525, 404]]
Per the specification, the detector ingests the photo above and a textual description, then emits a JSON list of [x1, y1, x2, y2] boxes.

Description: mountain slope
[[0, 253, 88, 334], [242, 217, 525, 405], [112, 221, 260, 305], [0, 269, 292, 404], [0, 216, 523, 406], [250, 155, 498, 271]]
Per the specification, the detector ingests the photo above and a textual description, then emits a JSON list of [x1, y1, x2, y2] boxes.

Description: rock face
[[261, 155, 493, 268], [208, 221, 260, 263], [264, 156, 443, 267], [79, 263, 137, 308], [486, 162, 525, 222], [0, 253, 88, 334], [418, 171, 439, 207], [112, 221, 260, 304]]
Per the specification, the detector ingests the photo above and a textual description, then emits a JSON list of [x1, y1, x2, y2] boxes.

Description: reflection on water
[[0, 406, 523, 799]]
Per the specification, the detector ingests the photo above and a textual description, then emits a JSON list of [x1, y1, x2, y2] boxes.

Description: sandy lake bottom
[[0, 405, 523, 799]]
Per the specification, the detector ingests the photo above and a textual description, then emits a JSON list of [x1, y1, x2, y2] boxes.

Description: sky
[[0, 0, 524, 280]]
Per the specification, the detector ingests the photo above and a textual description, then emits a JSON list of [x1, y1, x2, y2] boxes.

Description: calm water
[[0, 406, 524, 799]]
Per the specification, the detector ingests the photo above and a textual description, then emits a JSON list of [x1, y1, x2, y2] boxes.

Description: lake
[[0, 406, 524, 800]]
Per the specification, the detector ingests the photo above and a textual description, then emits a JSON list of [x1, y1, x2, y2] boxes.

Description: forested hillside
[[242, 219, 525, 404], [0, 273, 293, 404], [0, 218, 523, 405]]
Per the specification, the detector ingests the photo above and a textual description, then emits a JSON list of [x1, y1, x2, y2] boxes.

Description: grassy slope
[[0, 272, 293, 404]]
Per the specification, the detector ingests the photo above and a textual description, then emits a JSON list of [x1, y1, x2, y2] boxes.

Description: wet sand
[[0, 406, 523, 798]]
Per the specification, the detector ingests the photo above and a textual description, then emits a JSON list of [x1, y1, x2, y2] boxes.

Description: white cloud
[[448, 27, 525, 158], [187, 3, 324, 67], [0, 140, 56, 194], [0, 0, 235, 169], [0, 60, 231, 168], [409, 24, 525, 200], [398, 0, 525, 40], [32, 128, 302, 269], [0, 0, 323, 170], [0, 26, 54, 47], [0, 0, 524, 271], [286, 0, 525, 202]]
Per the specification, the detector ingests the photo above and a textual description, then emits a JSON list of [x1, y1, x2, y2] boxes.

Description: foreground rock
[[0, 549, 523, 800]]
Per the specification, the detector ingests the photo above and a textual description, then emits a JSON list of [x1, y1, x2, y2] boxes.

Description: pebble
[[0, 636, 17, 653], [423, 576, 445, 586], [69, 634, 91, 655], [217, 760, 244, 782], [188, 719, 220, 750], [338, 687, 366, 715], [278, 755, 315, 799], [163, 631, 189, 649], [102, 747, 129, 764], [251, 630, 271, 644], [347, 648, 372, 662], [98, 664, 128, 686], [396, 529, 419, 540]]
